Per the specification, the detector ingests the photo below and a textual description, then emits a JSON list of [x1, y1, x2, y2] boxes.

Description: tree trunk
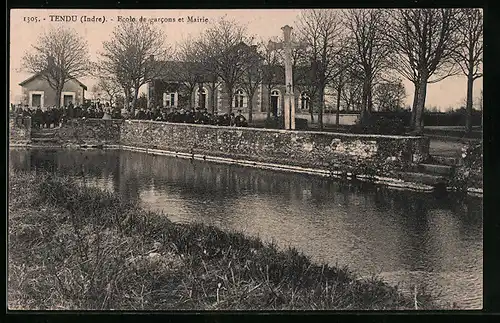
[[367, 85, 373, 113], [480, 90, 483, 128], [248, 97, 253, 123], [131, 86, 140, 115], [55, 86, 63, 108], [414, 74, 428, 134], [211, 81, 217, 114], [360, 81, 369, 125], [465, 73, 474, 134], [189, 86, 195, 110], [336, 82, 342, 126], [410, 83, 419, 130], [227, 85, 234, 115], [198, 83, 203, 110], [124, 88, 130, 110], [319, 87, 325, 130], [309, 98, 314, 123], [267, 88, 271, 120]]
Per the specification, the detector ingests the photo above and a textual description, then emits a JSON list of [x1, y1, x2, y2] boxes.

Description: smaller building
[[19, 74, 87, 108]]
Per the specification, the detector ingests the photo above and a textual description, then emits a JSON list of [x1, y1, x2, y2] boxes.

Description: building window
[[29, 91, 44, 108], [300, 92, 310, 110], [61, 91, 76, 107], [32, 94, 42, 107], [234, 89, 246, 109], [163, 92, 177, 107]]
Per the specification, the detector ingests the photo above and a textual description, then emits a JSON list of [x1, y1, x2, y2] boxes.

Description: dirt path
[[429, 139, 467, 157]]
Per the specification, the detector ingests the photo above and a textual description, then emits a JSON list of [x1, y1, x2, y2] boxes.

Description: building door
[[63, 95, 73, 107], [32, 94, 42, 107], [196, 88, 207, 110], [200, 93, 206, 110]]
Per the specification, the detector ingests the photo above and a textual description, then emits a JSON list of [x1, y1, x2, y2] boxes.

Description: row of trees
[[291, 9, 483, 133], [21, 8, 482, 134]]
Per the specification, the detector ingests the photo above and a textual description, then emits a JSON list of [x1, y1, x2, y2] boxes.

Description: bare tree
[[388, 9, 463, 133], [176, 36, 206, 110], [479, 88, 483, 128], [99, 22, 172, 114], [330, 50, 356, 124], [96, 77, 122, 107], [453, 8, 483, 133], [343, 9, 393, 125], [198, 16, 250, 115], [295, 66, 320, 123], [295, 9, 345, 130], [239, 45, 264, 123], [21, 26, 90, 108], [479, 88, 483, 112], [193, 37, 224, 114], [373, 78, 407, 111], [340, 64, 364, 112], [261, 38, 283, 120]]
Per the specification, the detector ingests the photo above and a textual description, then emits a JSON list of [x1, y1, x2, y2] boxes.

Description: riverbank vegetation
[[9, 170, 438, 310]]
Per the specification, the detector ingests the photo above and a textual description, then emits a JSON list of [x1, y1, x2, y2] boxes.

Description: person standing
[[67, 101, 74, 120], [235, 110, 248, 127], [229, 113, 236, 127], [102, 107, 112, 120]]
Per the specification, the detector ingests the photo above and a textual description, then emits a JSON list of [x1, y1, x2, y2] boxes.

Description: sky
[[9, 9, 482, 111]]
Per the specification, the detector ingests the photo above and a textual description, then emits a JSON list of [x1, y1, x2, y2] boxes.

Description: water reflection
[[9, 148, 483, 308]]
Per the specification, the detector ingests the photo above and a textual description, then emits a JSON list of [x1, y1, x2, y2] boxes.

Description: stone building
[[146, 43, 315, 120], [19, 73, 87, 109], [147, 64, 312, 118]]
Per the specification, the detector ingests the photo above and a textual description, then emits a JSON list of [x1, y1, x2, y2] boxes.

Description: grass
[[8, 170, 439, 310]]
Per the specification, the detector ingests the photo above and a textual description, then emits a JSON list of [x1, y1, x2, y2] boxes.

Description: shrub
[[451, 142, 483, 191], [264, 117, 282, 129], [264, 117, 308, 130], [295, 118, 308, 130], [350, 117, 406, 135]]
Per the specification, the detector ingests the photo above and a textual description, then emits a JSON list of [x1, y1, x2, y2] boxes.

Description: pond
[[9, 148, 483, 309]]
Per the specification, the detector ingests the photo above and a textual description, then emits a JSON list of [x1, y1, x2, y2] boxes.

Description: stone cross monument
[[269, 25, 303, 130]]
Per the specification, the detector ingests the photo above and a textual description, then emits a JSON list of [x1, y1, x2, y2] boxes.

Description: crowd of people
[[11, 102, 249, 129], [12, 102, 118, 129], [131, 107, 248, 127]]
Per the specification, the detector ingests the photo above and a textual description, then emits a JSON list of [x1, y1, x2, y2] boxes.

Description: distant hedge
[[367, 110, 482, 127], [265, 117, 308, 130]]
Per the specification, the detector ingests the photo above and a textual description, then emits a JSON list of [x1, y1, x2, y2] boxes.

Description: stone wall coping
[[125, 119, 425, 140], [75, 118, 124, 123]]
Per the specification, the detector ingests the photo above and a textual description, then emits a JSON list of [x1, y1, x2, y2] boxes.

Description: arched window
[[234, 89, 246, 109], [300, 92, 310, 110], [270, 89, 281, 116]]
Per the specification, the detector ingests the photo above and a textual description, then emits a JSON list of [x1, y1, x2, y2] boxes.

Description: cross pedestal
[[284, 85, 295, 130]]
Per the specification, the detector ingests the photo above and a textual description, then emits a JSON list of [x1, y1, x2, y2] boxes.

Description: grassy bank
[[8, 170, 437, 310]]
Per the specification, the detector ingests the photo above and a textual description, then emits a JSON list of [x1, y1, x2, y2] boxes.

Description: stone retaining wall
[[9, 117, 31, 145], [120, 120, 430, 173], [55, 119, 123, 145], [10, 119, 430, 176]]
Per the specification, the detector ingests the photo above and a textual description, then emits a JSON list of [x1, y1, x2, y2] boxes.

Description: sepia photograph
[[8, 8, 483, 311]]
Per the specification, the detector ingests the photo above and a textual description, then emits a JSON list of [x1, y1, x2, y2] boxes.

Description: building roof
[[153, 61, 214, 83], [19, 73, 88, 90], [153, 60, 313, 86]]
